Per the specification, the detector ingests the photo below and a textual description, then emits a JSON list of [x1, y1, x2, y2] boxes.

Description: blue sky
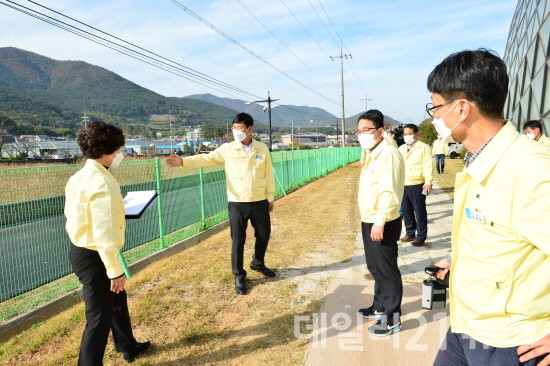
[[0, 0, 518, 124]]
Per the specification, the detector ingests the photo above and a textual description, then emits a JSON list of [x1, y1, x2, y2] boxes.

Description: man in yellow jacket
[[431, 135, 448, 174], [166, 113, 275, 295], [398, 124, 435, 247], [428, 50, 550, 366], [356, 109, 405, 337], [523, 120, 550, 147]]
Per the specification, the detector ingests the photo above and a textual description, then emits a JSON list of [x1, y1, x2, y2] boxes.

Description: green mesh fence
[[0, 146, 360, 321]]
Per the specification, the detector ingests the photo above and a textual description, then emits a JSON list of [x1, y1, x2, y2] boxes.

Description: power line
[[317, 0, 342, 45], [0, 0, 341, 123], [0, 0, 261, 101], [235, 0, 333, 90], [307, 0, 367, 111], [278, 0, 335, 63], [273, 103, 335, 124], [306, 0, 339, 47], [168, 0, 338, 106]]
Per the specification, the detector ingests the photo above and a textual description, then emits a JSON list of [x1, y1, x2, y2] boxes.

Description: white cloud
[[0, 0, 518, 122]]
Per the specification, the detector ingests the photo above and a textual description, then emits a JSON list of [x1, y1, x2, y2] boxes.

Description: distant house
[[18, 135, 51, 142], [1, 140, 81, 159]]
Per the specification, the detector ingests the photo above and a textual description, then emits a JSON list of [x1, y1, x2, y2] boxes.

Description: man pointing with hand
[[166, 112, 275, 295]]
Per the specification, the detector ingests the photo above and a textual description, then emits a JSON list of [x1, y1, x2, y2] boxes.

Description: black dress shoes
[[122, 341, 151, 362], [250, 264, 276, 277], [235, 275, 247, 294]]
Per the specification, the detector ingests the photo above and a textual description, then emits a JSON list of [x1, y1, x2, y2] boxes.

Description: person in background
[[427, 49, 550, 366], [356, 110, 405, 337], [65, 121, 150, 365], [523, 120, 550, 147], [432, 135, 448, 174], [398, 124, 435, 247], [165, 113, 275, 295], [384, 130, 399, 148]]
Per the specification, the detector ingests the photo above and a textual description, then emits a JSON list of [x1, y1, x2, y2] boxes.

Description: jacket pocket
[[454, 260, 513, 317]]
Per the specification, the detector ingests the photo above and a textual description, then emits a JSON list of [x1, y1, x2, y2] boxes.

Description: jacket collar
[[231, 139, 257, 152], [86, 158, 109, 172], [369, 138, 389, 160], [466, 121, 518, 183]]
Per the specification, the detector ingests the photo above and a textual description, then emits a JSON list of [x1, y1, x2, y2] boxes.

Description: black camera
[[422, 265, 448, 310]]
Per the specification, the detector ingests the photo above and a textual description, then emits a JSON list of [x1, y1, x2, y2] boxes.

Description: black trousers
[[228, 200, 271, 276], [362, 217, 403, 322], [69, 244, 137, 366], [433, 328, 546, 366], [434, 154, 445, 174], [402, 183, 428, 241]]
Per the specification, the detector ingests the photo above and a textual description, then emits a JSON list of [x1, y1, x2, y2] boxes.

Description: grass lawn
[[0, 163, 361, 366], [432, 158, 464, 200]]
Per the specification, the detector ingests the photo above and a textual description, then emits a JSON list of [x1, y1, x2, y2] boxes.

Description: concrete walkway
[[302, 183, 453, 366]]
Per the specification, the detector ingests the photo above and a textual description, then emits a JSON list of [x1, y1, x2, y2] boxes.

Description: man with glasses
[[428, 49, 550, 366], [356, 109, 405, 337], [165, 113, 275, 295], [398, 124, 435, 247]]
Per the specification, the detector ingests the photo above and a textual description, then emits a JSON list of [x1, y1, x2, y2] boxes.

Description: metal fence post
[[271, 152, 287, 196], [306, 149, 311, 181], [300, 149, 304, 184], [199, 167, 206, 230], [281, 151, 286, 191], [291, 150, 295, 188], [154, 158, 166, 249]]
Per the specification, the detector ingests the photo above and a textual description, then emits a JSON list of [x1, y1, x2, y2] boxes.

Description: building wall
[[504, 0, 550, 135]]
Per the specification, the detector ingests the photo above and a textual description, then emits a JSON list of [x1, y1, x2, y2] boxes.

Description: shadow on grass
[[150, 299, 325, 365], [244, 258, 358, 292]]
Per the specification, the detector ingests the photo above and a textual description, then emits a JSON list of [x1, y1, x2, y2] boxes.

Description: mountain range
[[0, 47, 402, 137]]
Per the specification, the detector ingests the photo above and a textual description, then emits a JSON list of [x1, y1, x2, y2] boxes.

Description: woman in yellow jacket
[[65, 121, 150, 365]]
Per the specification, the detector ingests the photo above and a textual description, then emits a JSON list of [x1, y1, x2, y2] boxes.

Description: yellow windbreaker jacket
[[450, 122, 550, 347], [398, 140, 435, 186], [182, 140, 275, 202], [65, 159, 126, 279]]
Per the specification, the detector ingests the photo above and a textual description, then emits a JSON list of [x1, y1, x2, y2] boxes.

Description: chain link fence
[[0, 147, 360, 321]]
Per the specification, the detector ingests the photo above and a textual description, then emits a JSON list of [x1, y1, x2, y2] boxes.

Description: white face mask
[[358, 133, 376, 149], [526, 133, 536, 140], [431, 102, 460, 143], [110, 151, 124, 169], [403, 135, 415, 145], [233, 130, 247, 142]]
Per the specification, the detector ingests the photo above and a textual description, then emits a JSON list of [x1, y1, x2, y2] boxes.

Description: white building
[[187, 127, 202, 142], [1, 140, 82, 159]]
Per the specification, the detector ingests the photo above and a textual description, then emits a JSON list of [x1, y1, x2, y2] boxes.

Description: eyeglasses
[[425, 102, 452, 118], [354, 127, 378, 135]]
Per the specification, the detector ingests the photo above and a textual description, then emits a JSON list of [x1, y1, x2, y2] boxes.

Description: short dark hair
[[427, 49, 508, 119], [233, 112, 254, 127], [357, 109, 384, 129], [523, 120, 543, 132], [77, 121, 125, 159], [404, 123, 418, 133]]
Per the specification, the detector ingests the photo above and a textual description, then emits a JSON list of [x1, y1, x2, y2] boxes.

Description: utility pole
[[245, 91, 279, 151], [82, 112, 90, 129], [361, 92, 372, 111], [169, 114, 173, 152], [291, 119, 294, 150], [331, 44, 351, 147]]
